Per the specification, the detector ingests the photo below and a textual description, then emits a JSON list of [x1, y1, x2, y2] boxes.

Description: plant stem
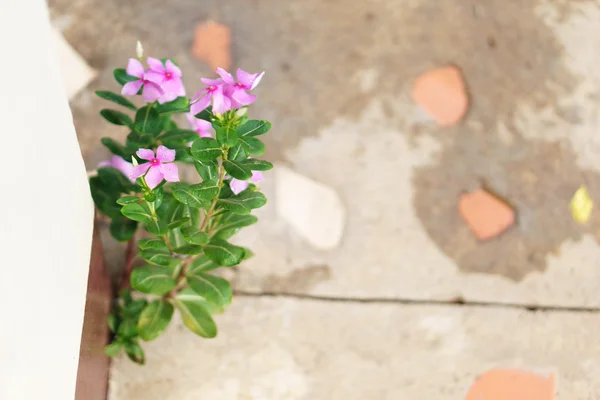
[[199, 153, 227, 232]]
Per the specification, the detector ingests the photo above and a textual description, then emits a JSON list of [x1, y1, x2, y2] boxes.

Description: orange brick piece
[[465, 369, 555, 400], [458, 189, 515, 240], [191, 21, 232, 71], [411, 65, 468, 126]]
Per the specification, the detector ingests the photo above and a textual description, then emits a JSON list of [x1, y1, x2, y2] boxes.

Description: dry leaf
[[191, 20, 231, 71], [570, 185, 593, 224]]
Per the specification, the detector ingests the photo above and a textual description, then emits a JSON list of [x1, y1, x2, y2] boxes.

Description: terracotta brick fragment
[[458, 189, 515, 240]]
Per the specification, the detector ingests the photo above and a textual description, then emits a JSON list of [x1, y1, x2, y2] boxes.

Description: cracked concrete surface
[[49, 0, 600, 397]]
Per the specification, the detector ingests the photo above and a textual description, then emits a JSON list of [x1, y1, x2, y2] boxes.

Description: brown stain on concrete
[[263, 265, 332, 293], [49, 0, 597, 281]]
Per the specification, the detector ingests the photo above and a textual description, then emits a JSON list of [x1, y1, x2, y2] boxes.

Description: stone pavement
[[49, 0, 600, 398]]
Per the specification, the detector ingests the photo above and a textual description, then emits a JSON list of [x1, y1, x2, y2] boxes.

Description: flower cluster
[[191, 67, 264, 115], [122, 58, 185, 103]]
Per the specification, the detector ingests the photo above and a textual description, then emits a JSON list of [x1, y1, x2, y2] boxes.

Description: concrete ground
[[50, 0, 600, 398]]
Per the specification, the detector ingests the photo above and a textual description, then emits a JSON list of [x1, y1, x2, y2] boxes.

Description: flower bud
[[136, 41, 144, 59]]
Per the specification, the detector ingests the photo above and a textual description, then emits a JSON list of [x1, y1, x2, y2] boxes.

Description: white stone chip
[[275, 166, 345, 250]]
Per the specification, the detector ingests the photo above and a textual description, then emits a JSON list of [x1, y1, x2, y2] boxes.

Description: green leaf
[[117, 318, 138, 338], [213, 214, 258, 239], [194, 106, 213, 121], [228, 144, 248, 161], [124, 340, 145, 365], [101, 137, 127, 158], [240, 137, 265, 156], [236, 120, 271, 137], [131, 265, 177, 295], [189, 206, 201, 227], [194, 160, 219, 182], [110, 217, 137, 242], [173, 244, 204, 255], [114, 68, 139, 85], [138, 238, 168, 251], [107, 314, 117, 332], [186, 271, 232, 307], [121, 203, 152, 222], [190, 181, 220, 202], [124, 299, 148, 318], [190, 138, 222, 161], [174, 298, 217, 338], [139, 250, 179, 268], [203, 239, 245, 267], [97, 167, 134, 193], [188, 255, 220, 273], [95, 90, 137, 110], [89, 176, 121, 218], [181, 227, 209, 245], [241, 247, 255, 261], [126, 130, 154, 150], [100, 109, 132, 127], [158, 129, 198, 148], [223, 160, 252, 180], [168, 217, 190, 230], [155, 97, 190, 114], [104, 342, 123, 357], [240, 159, 273, 171], [138, 300, 174, 341], [194, 107, 213, 121], [134, 105, 162, 136], [172, 182, 209, 208], [215, 124, 238, 146], [217, 191, 267, 214], [116, 195, 139, 205], [145, 218, 168, 236]]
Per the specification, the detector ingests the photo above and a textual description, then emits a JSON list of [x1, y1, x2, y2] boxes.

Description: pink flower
[[130, 146, 180, 189], [145, 58, 186, 104], [190, 78, 231, 115], [186, 113, 213, 138], [98, 156, 136, 183], [230, 170, 264, 195], [121, 59, 163, 102], [217, 68, 264, 107]]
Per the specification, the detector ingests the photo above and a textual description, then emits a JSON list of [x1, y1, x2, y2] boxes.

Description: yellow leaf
[[570, 185, 593, 223]]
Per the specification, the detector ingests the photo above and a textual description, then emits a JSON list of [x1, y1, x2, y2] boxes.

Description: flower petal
[[145, 166, 164, 189], [230, 178, 249, 195], [232, 89, 256, 106], [250, 71, 265, 90], [216, 67, 235, 84], [121, 80, 143, 96], [156, 145, 176, 163], [136, 149, 155, 161], [144, 70, 165, 85], [126, 58, 144, 78], [236, 68, 255, 87], [190, 93, 211, 115], [201, 77, 224, 86], [211, 87, 232, 114], [166, 60, 182, 77], [146, 57, 165, 72], [98, 160, 112, 168], [159, 163, 180, 182], [250, 170, 264, 183], [196, 119, 212, 132], [185, 113, 196, 127], [130, 163, 151, 180], [142, 82, 163, 102]]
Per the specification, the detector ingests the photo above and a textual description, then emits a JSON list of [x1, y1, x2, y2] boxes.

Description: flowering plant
[[89, 44, 271, 364]]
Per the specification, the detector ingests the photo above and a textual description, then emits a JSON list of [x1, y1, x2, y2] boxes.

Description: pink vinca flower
[[145, 58, 185, 103], [121, 59, 163, 102], [217, 67, 264, 107], [186, 113, 213, 138], [130, 146, 180, 189], [190, 78, 231, 115], [98, 156, 136, 183], [230, 170, 264, 195]]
